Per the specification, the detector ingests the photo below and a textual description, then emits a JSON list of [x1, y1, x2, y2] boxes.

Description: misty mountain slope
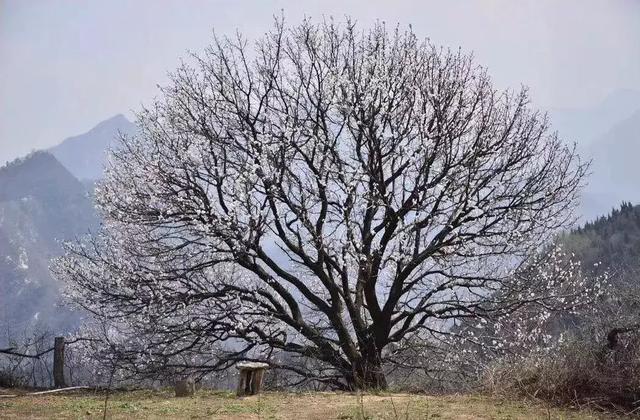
[[551, 89, 640, 150], [589, 110, 640, 192], [578, 110, 640, 220], [549, 90, 640, 220], [49, 114, 136, 181], [0, 152, 98, 338]]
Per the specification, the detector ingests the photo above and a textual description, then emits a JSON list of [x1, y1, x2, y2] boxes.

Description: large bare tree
[[54, 18, 589, 390]]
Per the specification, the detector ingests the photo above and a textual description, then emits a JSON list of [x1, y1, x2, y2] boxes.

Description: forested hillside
[[562, 201, 640, 277]]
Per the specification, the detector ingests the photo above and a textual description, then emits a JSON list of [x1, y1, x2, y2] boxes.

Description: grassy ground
[[0, 389, 617, 419]]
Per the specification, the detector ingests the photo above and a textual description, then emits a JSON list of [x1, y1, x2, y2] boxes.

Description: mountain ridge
[[49, 114, 136, 181]]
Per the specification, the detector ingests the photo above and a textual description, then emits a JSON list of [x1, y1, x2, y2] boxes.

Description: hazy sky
[[1, 0, 639, 164]]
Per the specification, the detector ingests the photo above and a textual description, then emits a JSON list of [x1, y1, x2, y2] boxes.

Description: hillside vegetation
[[483, 202, 640, 410], [564, 201, 640, 274]]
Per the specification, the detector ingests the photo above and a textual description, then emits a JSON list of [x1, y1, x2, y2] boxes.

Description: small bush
[[0, 368, 27, 388], [484, 333, 640, 411]]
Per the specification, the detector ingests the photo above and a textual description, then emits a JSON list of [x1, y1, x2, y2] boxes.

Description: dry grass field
[[0, 389, 617, 419]]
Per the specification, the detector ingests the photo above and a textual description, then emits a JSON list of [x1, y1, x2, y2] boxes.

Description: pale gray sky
[[1, 0, 639, 164]]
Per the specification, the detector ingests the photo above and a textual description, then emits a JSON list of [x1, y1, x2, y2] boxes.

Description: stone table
[[235, 362, 269, 396]]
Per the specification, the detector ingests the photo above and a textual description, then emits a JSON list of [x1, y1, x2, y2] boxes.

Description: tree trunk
[[349, 353, 387, 390], [53, 337, 66, 388]]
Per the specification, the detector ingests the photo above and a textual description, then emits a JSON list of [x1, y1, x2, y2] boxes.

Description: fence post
[[53, 337, 66, 388]]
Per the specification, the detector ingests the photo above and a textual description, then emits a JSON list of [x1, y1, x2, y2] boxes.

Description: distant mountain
[[585, 110, 640, 215], [49, 114, 136, 181], [0, 114, 134, 342], [549, 90, 640, 221], [0, 151, 98, 339], [573, 110, 640, 221], [551, 89, 640, 150]]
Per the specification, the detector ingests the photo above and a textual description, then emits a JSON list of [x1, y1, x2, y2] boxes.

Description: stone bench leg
[[236, 369, 249, 396], [251, 369, 264, 394]]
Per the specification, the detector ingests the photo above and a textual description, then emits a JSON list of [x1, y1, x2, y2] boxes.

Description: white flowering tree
[[54, 18, 590, 390]]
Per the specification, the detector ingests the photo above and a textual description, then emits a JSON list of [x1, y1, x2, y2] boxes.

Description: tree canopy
[[54, 18, 589, 390]]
